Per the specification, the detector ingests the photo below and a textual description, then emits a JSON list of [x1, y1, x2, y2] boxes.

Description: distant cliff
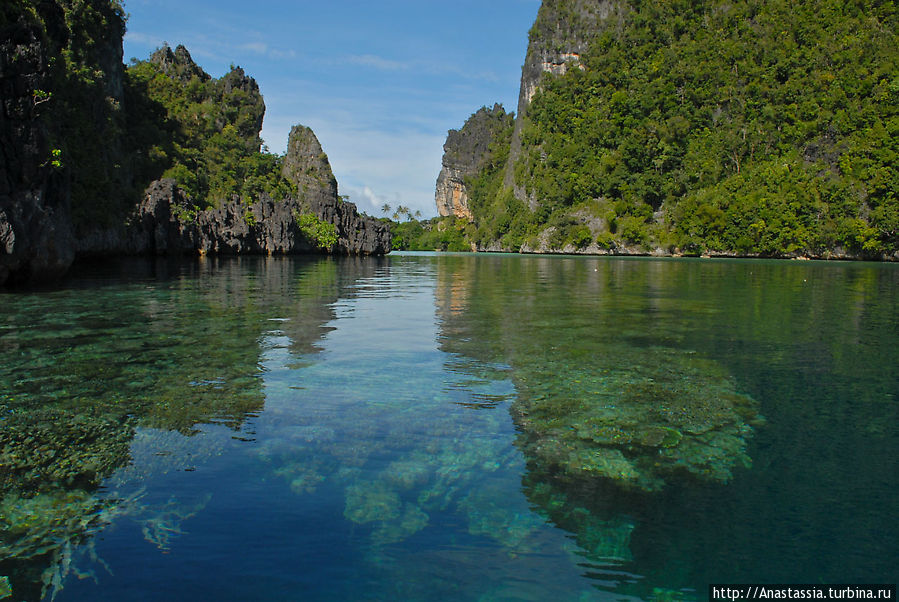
[[436, 0, 898, 259], [0, 2, 389, 286], [435, 104, 513, 221]]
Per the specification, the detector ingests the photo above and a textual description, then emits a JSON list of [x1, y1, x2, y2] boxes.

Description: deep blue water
[[0, 253, 896, 601]]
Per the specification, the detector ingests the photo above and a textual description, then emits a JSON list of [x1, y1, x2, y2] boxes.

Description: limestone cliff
[[0, 8, 66, 285], [282, 125, 390, 254], [0, 0, 137, 285], [282, 125, 339, 204], [0, 3, 389, 286], [126, 125, 389, 257], [503, 0, 624, 206], [435, 104, 513, 220]]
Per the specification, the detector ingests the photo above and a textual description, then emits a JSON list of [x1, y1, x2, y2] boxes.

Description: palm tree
[[381, 203, 391, 216]]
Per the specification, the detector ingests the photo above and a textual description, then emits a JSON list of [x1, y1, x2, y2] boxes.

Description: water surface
[[1, 253, 896, 600]]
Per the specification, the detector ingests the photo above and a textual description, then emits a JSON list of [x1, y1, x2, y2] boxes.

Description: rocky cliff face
[[134, 179, 318, 255], [503, 0, 624, 206], [282, 125, 390, 254], [0, 4, 74, 285], [123, 125, 389, 257], [129, 177, 389, 257], [435, 104, 513, 220], [282, 125, 339, 203], [0, 5, 389, 286], [75, 118, 389, 260]]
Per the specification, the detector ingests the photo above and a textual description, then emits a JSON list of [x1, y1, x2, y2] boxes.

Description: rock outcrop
[[435, 104, 513, 220], [281, 125, 390, 254], [124, 123, 390, 257], [0, 1, 133, 285], [76, 126, 390, 258], [282, 125, 338, 202], [131, 179, 388, 256]]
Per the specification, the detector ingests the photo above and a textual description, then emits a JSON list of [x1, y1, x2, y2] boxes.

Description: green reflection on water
[[1, 253, 896, 601], [0, 256, 372, 600], [434, 255, 763, 492]]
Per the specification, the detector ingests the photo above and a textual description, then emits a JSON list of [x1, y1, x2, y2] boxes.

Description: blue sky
[[122, 0, 540, 218]]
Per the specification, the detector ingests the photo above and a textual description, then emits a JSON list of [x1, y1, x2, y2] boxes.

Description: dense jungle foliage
[[447, 0, 899, 257], [125, 46, 293, 210], [389, 217, 470, 252]]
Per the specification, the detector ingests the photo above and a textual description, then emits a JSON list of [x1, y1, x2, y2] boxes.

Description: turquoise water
[[0, 253, 897, 600]]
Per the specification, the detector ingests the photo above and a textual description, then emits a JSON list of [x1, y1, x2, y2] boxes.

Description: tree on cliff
[[444, 0, 899, 259]]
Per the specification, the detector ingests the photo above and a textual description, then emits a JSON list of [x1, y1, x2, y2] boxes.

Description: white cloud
[[268, 48, 298, 60], [345, 54, 408, 71], [123, 31, 167, 52], [339, 54, 500, 83], [238, 42, 268, 55]]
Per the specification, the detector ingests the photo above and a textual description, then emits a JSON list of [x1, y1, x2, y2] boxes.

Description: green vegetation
[[389, 217, 470, 251], [125, 45, 292, 210], [24, 0, 133, 228], [294, 211, 339, 250], [463, 0, 898, 257], [13, 0, 294, 228]]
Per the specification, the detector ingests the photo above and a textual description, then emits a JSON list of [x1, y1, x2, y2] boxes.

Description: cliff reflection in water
[[433, 253, 899, 596], [0, 256, 377, 600], [434, 253, 763, 487], [1, 254, 895, 600]]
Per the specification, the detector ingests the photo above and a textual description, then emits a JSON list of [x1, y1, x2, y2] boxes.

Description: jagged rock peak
[[219, 65, 259, 96], [443, 104, 511, 170], [148, 44, 210, 83], [281, 125, 339, 201], [435, 104, 513, 220]]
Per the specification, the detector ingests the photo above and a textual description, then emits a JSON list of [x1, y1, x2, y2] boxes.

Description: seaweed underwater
[[0, 257, 361, 599]]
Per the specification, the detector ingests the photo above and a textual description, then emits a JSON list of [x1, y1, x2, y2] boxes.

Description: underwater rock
[[0, 408, 133, 495], [459, 487, 544, 551], [371, 504, 429, 546], [511, 346, 761, 491], [344, 481, 402, 524], [522, 477, 636, 564]]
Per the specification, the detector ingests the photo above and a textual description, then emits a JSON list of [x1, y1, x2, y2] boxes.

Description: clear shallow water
[[0, 253, 897, 601]]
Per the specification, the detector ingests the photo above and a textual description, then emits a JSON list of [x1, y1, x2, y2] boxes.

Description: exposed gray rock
[[307, 193, 390, 255], [148, 44, 210, 84], [435, 104, 513, 220], [281, 124, 389, 254], [74, 125, 391, 260], [128, 178, 389, 256], [1, 10, 387, 287], [282, 125, 339, 203]]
